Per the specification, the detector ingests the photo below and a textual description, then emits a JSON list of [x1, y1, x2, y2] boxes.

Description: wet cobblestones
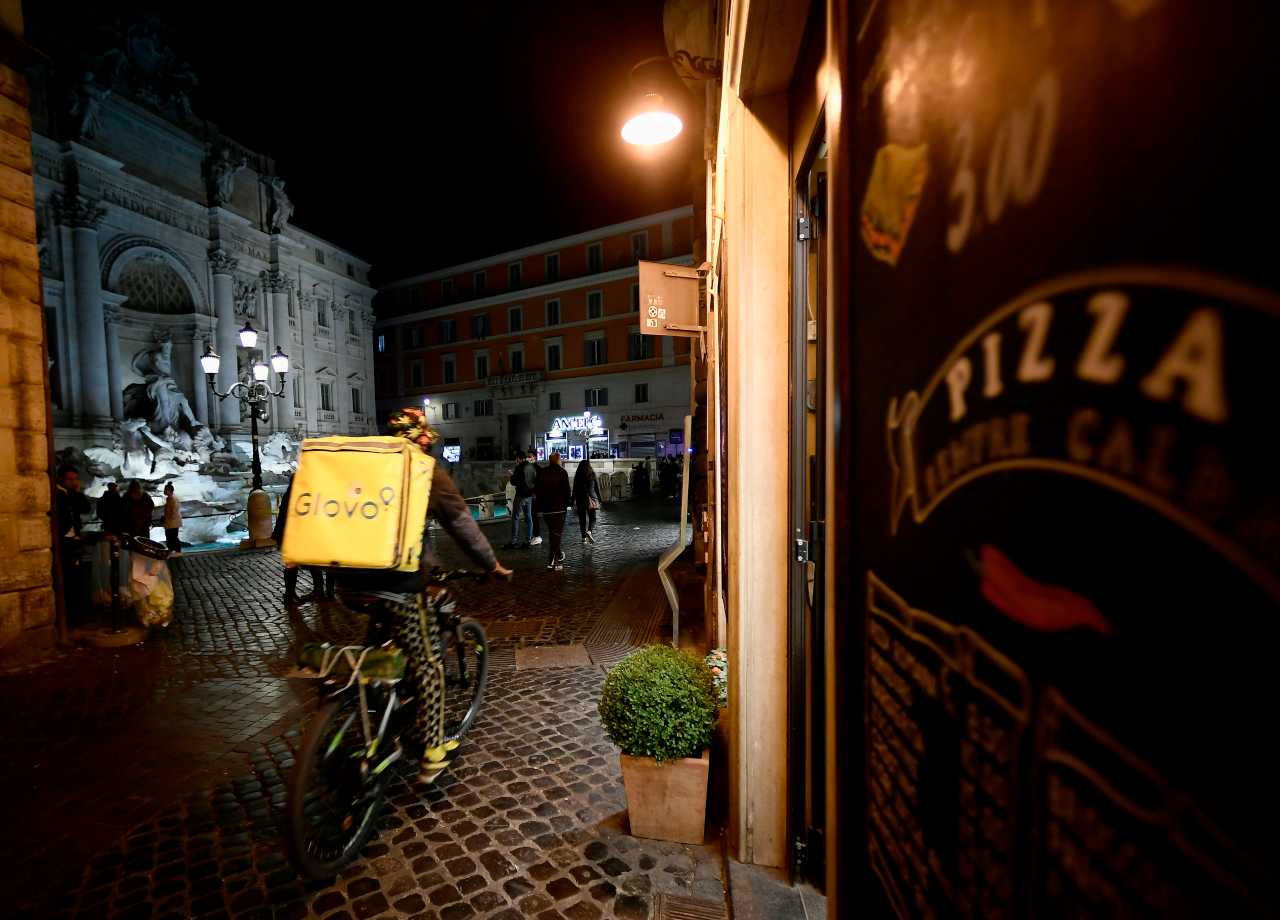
[[0, 501, 722, 918]]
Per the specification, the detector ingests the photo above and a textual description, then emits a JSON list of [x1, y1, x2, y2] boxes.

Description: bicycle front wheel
[[285, 693, 387, 880], [442, 618, 488, 743]]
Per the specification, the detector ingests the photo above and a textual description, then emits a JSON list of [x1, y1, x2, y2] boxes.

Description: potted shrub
[[598, 645, 718, 844]]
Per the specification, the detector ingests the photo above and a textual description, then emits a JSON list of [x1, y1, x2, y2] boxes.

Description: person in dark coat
[[534, 452, 572, 570], [273, 474, 331, 605], [97, 481, 125, 535], [572, 459, 602, 544], [56, 467, 92, 624], [123, 480, 154, 540]]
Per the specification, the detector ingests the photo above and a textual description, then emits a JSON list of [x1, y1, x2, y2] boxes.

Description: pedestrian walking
[[528, 451, 543, 546], [504, 450, 537, 548], [162, 483, 182, 554], [97, 480, 125, 535], [124, 480, 154, 540], [573, 458, 602, 544], [534, 452, 572, 570], [274, 474, 331, 605]]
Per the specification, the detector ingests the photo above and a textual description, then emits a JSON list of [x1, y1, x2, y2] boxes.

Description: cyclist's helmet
[[386, 406, 438, 451]]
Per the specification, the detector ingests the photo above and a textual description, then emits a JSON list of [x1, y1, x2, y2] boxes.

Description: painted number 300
[[946, 69, 1060, 254]]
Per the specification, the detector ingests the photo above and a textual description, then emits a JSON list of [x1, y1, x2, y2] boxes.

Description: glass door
[[789, 119, 829, 889]]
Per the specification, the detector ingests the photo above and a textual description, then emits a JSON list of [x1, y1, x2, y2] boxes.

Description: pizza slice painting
[[860, 143, 928, 267]]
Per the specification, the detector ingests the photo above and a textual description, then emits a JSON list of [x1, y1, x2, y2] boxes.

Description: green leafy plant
[[598, 645, 717, 764]]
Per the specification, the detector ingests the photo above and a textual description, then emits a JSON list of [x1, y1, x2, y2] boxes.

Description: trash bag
[[89, 539, 135, 608], [130, 552, 174, 628]]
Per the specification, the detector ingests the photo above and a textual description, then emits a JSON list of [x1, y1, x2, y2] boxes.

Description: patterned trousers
[[380, 592, 449, 775]]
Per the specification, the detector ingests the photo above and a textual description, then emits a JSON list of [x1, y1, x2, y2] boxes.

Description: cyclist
[[333, 407, 512, 784]]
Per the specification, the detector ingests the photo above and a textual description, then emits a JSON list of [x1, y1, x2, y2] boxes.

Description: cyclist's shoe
[[416, 740, 460, 785]]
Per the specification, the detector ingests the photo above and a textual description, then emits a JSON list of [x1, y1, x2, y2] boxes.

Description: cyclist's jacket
[[335, 464, 497, 595]]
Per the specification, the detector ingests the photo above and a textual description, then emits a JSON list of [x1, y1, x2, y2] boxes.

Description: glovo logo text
[[294, 486, 397, 521]]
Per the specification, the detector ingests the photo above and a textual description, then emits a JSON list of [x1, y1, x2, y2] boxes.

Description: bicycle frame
[[297, 645, 408, 779]]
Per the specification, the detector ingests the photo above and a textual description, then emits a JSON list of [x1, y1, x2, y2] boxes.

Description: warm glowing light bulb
[[253, 362, 269, 381], [622, 94, 682, 146]]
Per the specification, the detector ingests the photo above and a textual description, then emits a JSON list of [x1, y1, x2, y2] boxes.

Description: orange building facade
[[374, 207, 694, 461]]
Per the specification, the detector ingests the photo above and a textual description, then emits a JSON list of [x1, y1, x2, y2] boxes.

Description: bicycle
[[283, 569, 491, 880]]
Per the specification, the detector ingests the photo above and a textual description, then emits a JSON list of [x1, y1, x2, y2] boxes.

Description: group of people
[[505, 451, 603, 571], [94, 480, 183, 551]]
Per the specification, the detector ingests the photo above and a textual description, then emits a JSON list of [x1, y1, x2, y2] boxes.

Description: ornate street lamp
[[201, 326, 289, 547]]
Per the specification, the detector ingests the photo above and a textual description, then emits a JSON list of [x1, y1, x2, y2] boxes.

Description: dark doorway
[[507, 412, 531, 457]]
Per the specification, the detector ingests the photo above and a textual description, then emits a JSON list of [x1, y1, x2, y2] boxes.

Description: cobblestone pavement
[[0, 500, 724, 919]]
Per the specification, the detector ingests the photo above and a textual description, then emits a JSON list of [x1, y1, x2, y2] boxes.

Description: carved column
[[190, 330, 210, 426], [209, 250, 240, 428], [57, 194, 111, 424], [262, 269, 294, 429], [102, 302, 125, 420]]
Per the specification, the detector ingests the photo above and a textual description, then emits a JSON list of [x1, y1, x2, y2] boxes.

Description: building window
[[585, 335, 607, 366], [587, 242, 603, 273], [444, 402, 459, 420], [410, 360, 424, 388], [442, 354, 456, 384], [549, 391, 561, 410], [473, 270, 486, 294], [287, 295, 296, 318], [587, 290, 603, 319], [545, 252, 560, 282], [509, 345, 524, 372], [320, 382, 334, 412], [630, 283, 640, 312], [348, 310, 359, 337], [509, 306, 523, 332], [585, 387, 608, 407], [635, 383, 649, 403], [439, 318, 456, 344], [546, 341, 562, 371], [351, 387, 362, 414], [628, 330, 654, 360], [440, 278, 454, 301], [470, 314, 490, 339], [376, 334, 385, 353], [346, 262, 355, 278], [474, 398, 494, 417], [317, 300, 329, 327], [508, 262, 522, 289], [406, 325, 421, 348], [475, 351, 489, 380], [631, 231, 648, 261], [292, 375, 302, 405], [546, 299, 560, 326], [315, 248, 326, 265]]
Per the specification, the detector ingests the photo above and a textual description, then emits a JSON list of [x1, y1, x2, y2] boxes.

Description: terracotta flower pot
[[619, 750, 710, 844]]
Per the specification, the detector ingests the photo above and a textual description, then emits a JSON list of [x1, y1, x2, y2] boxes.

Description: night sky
[[27, 0, 700, 285]]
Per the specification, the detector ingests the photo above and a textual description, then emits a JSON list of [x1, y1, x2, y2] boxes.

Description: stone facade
[[25, 19, 378, 456], [1, 32, 56, 656]]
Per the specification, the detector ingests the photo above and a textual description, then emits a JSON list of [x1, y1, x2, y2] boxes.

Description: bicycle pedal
[[424, 745, 450, 763], [444, 739, 460, 752]]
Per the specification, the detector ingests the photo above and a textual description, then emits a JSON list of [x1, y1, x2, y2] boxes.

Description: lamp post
[[201, 322, 290, 548]]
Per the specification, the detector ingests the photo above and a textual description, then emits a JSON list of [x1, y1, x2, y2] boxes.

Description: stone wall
[[0, 48, 55, 657]]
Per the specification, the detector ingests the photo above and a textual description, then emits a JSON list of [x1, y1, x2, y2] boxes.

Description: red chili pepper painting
[[978, 545, 1113, 636]]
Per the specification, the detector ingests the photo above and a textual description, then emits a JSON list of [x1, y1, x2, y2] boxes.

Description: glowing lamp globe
[[270, 347, 290, 374], [252, 362, 270, 382], [239, 322, 259, 348], [200, 347, 220, 375], [621, 94, 682, 146]]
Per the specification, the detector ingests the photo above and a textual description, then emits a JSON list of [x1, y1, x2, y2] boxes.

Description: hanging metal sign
[[638, 260, 704, 337]]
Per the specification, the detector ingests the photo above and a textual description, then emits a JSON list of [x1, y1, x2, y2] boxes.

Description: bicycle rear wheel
[[442, 618, 488, 743], [285, 692, 388, 880]]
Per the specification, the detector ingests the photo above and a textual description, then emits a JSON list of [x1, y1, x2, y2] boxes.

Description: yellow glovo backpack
[[281, 437, 434, 571]]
